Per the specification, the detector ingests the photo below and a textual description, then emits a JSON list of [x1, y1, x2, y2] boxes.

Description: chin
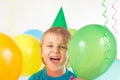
[[48, 66, 61, 71]]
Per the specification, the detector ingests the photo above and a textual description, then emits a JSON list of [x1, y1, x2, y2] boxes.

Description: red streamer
[[112, 0, 118, 34]]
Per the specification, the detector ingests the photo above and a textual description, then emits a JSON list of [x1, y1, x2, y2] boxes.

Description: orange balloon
[[14, 34, 44, 76], [0, 32, 22, 80]]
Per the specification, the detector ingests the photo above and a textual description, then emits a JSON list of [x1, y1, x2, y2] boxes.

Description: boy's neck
[[46, 67, 66, 77]]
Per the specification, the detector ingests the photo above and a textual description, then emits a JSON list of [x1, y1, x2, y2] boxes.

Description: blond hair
[[41, 26, 71, 44]]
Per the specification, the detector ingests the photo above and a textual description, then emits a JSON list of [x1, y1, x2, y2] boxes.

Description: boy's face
[[41, 33, 68, 71]]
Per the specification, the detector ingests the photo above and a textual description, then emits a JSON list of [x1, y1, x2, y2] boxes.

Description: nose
[[52, 47, 59, 53]]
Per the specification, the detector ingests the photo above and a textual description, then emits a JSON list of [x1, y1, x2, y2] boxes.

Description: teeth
[[51, 56, 60, 58]]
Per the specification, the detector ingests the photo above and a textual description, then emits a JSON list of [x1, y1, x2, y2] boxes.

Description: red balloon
[[0, 32, 22, 80]]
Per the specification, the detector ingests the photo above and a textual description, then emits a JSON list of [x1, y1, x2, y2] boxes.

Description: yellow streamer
[[102, 0, 108, 27], [8, 0, 15, 36]]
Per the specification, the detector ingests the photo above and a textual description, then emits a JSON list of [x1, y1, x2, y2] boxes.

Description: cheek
[[41, 47, 48, 54], [41, 48, 50, 60], [62, 52, 68, 61], [42, 53, 48, 64]]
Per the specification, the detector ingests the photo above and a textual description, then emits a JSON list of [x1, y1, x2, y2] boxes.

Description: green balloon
[[68, 24, 117, 80]]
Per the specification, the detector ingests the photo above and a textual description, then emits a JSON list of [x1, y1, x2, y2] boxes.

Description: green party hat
[[51, 7, 67, 29]]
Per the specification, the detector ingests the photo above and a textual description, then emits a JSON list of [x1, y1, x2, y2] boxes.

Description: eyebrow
[[46, 42, 53, 44], [46, 42, 67, 45]]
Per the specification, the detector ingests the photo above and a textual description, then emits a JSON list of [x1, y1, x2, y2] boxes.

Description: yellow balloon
[[0, 32, 22, 80], [68, 28, 77, 36], [14, 34, 44, 76]]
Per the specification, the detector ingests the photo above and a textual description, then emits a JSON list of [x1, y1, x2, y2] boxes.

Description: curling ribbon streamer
[[102, 0, 108, 27], [104, 32, 111, 60], [112, 0, 118, 34], [102, 0, 110, 60], [8, 0, 15, 36]]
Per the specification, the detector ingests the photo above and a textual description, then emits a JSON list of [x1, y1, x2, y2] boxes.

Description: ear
[[66, 59, 70, 67], [40, 42, 43, 56]]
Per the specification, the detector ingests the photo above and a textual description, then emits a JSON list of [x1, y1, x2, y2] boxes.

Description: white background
[[0, 0, 120, 79]]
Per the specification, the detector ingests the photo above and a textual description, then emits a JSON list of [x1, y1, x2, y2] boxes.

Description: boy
[[28, 27, 82, 80]]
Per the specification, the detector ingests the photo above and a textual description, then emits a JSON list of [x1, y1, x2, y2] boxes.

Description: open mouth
[[50, 57, 61, 63]]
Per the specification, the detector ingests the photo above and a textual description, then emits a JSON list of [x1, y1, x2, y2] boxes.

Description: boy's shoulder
[[28, 68, 76, 80], [66, 68, 77, 78], [28, 68, 46, 80]]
